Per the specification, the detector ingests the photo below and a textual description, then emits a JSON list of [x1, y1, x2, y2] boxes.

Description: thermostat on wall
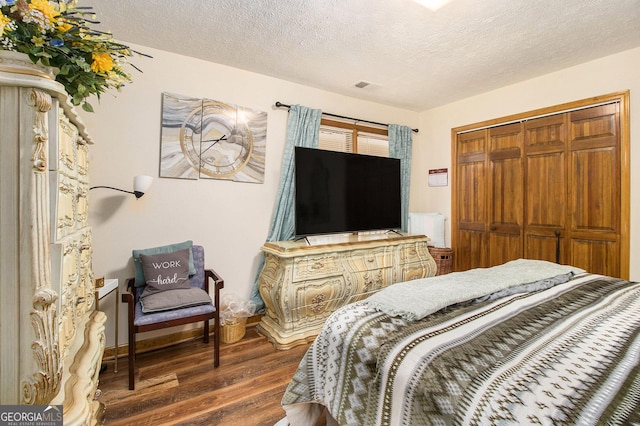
[[428, 168, 448, 187]]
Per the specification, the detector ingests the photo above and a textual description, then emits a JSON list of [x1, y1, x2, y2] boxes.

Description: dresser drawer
[[401, 262, 429, 282], [292, 253, 342, 280], [352, 267, 392, 294], [50, 172, 77, 240], [400, 243, 424, 264], [348, 247, 391, 271], [290, 287, 347, 324], [76, 137, 89, 183], [293, 275, 352, 307], [50, 109, 79, 177], [290, 297, 343, 323], [77, 182, 89, 229]]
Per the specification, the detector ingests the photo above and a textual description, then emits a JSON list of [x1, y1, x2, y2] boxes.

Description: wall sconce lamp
[[89, 175, 153, 199]]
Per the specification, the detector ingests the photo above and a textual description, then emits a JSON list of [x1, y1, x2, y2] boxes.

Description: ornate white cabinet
[[257, 234, 437, 349], [0, 52, 105, 424]]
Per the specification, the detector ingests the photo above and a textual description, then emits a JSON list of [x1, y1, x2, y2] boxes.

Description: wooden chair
[[121, 245, 223, 390]]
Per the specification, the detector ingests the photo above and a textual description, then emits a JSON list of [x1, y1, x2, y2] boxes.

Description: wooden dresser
[[0, 52, 105, 424], [257, 234, 436, 349]]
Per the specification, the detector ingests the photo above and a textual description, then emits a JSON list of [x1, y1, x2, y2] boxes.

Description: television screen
[[294, 147, 401, 237]]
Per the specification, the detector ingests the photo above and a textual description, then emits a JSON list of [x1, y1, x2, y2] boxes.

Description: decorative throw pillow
[[140, 287, 213, 313], [132, 240, 196, 287], [140, 248, 192, 298]]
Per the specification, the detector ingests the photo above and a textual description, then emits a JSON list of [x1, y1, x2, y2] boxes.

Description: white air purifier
[[408, 212, 446, 248]]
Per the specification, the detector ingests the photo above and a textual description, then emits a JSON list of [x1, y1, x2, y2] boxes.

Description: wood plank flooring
[[97, 325, 315, 426]]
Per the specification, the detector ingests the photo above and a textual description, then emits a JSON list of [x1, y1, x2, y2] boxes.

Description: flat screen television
[[294, 147, 401, 237]]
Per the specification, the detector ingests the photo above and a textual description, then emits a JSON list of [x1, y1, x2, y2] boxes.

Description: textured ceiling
[[91, 0, 640, 111]]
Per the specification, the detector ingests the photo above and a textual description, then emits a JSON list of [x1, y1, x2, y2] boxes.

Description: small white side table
[[96, 278, 119, 373]]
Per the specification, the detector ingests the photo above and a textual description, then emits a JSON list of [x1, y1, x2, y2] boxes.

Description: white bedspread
[[366, 259, 585, 320]]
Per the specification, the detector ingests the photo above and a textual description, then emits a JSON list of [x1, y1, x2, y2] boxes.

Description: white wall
[[411, 46, 640, 281], [81, 44, 420, 348]]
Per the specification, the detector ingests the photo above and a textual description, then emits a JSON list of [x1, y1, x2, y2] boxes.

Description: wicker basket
[[221, 317, 247, 344], [428, 247, 453, 276]]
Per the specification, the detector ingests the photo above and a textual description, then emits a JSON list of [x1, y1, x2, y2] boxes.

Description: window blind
[[357, 132, 389, 157], [318, 125, 353, 152], [318, 125, 388, 156]]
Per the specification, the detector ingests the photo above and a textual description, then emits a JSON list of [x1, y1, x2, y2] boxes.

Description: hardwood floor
[[97, 325, 313, 425]]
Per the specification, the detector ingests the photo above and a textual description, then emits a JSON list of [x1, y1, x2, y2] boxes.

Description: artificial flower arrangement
[[0, 0, 147, 111]]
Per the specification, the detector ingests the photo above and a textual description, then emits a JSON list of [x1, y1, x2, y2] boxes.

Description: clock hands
[[194, 124, 249, 173], [200, 127, 245, 155], [200, 134, 227, 155]]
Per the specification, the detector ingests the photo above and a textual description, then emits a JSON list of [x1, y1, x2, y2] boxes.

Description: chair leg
[[128, 326, 136, 390], [213, 318, 220, 368], [203, 320, 210, 343]]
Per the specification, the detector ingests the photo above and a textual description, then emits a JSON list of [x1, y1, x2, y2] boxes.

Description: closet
[[452, 92, 629, 279]]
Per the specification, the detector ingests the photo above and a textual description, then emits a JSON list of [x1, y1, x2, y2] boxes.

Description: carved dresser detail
[[0, 52, 105, 425], [257, 234, 436, 349]]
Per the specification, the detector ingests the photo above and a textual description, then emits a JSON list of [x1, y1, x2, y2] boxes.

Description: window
[[318, 119, 389, 157]]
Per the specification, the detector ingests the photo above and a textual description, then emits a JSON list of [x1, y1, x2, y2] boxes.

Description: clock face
[[179, 101, 253, 178]]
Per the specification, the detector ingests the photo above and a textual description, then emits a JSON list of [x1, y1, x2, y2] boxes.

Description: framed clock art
[[159, 93, 267, 183]]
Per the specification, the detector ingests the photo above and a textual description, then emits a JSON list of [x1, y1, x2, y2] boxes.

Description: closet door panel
[[569, 103, 619, 234], [457, 161, 487, 225], [571, 147, 618, 233], [570, 238, 619, 277], [525, 115, 565, 153], [524, 234, 560, 263], [488, 124, 523, 265], [524, 115, 567, 262], [454, 130, 488, 270], [490, 156, 522, 228], [570, 103, 618, 147], [489, 232, 521, 266], [568, 104, 620, 273], [526, 152, 565, 226], [456, 229, 488, 271], [525, 115, 567, 228]]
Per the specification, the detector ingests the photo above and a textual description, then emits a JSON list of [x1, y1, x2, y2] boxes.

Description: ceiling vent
[[354, 81, 371, 89]]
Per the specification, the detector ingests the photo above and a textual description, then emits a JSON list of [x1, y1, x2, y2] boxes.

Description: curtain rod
[[274, 101, 419, 133]]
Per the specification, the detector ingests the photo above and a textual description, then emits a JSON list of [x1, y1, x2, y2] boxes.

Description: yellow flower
[[28, 0, 59, 23], [58, 0, 75, 13], [31, 35, 45, 46], [0, 13, 10, 35], [57, 20, 73, 32], [90, 53, 114, 73]]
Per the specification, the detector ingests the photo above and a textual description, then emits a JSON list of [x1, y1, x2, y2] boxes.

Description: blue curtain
[[250, 105, 322, 311], [388, 124, 413, 232]]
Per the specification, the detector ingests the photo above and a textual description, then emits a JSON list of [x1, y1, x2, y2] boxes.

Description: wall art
[[160, 93, 267, 183]]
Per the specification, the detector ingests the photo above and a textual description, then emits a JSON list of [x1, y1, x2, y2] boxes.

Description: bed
[[280, 259, 640, 425]]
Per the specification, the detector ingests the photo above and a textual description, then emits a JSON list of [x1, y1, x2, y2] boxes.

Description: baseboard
[[102, 313, 264, 360]]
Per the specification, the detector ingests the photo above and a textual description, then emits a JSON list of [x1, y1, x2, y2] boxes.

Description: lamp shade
[[133, 175, 153, 199]]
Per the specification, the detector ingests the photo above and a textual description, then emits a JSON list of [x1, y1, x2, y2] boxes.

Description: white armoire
[[0, 52, 105, 424]]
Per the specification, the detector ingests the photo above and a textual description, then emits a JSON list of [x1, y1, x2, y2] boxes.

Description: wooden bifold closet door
[[452, 93, 628, 278]]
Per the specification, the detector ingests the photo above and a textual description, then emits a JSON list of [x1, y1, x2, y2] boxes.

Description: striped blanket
[[281, 273, 640, 425]]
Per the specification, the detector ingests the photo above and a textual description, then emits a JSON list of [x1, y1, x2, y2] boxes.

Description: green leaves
[[81, 101, 93, 112], [1, 1, 149, 111]]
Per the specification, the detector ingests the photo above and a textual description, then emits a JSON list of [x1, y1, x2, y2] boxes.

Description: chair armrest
[[122, 278, 136, 320], [205, 269, 224, 310], [125, 277, 136, 293], [120, 278, 136, 306]]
